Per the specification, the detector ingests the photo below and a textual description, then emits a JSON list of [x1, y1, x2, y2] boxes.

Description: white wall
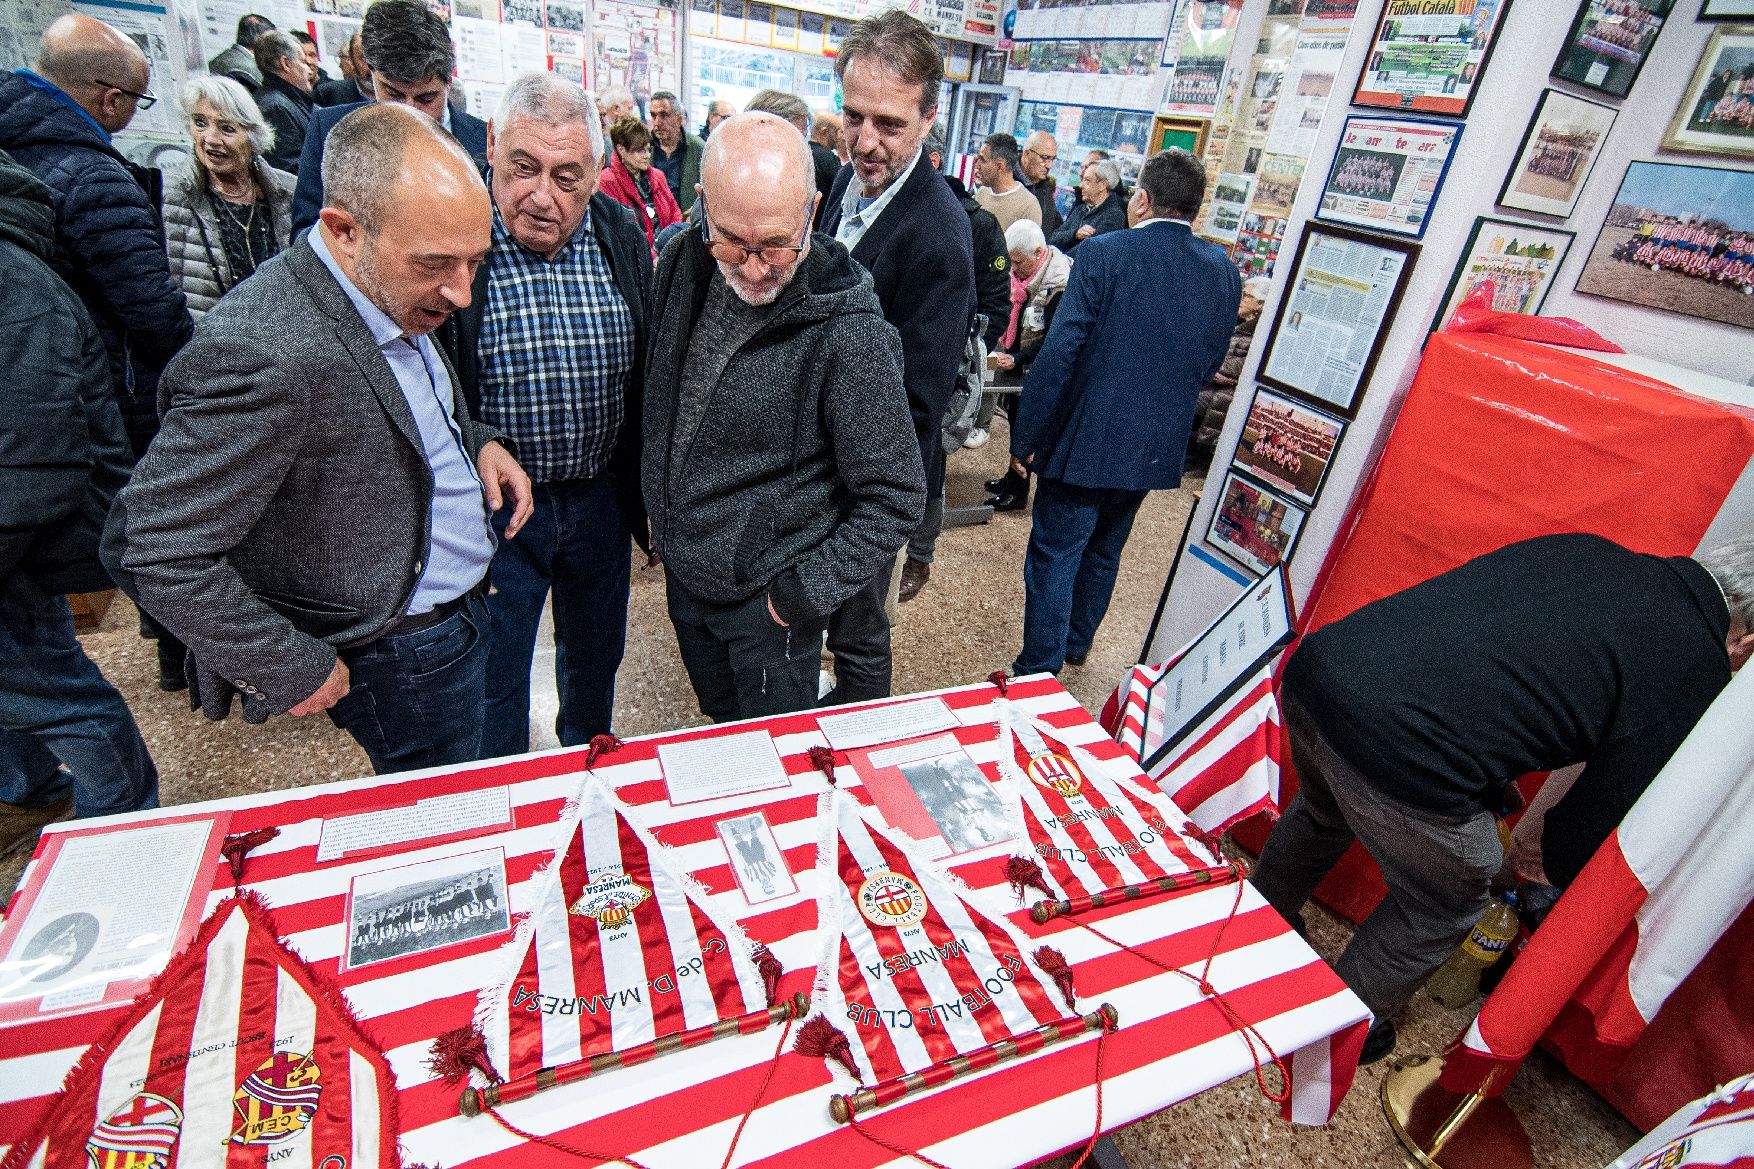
[[1148, 0, 1754, 660]]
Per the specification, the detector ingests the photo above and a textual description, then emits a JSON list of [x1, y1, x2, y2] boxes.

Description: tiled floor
[[8, 417, 1640, 1167]]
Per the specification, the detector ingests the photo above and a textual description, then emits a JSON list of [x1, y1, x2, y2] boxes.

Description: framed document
[[1232, 387, 1345, 507], [1140, 563, 1295, 770], [1257, 222, 1419, 418], [1317, 115, 1461, 239], [1435, 216, 1575, 330], [1662, 26, 1754, 162], [1552, 0, 1673, 99], [1351, 0, 1511, 118], [1498, 88, 1618, 219]]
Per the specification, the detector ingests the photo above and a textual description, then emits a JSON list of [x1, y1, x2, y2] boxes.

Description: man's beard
[[356, 239, 447, 336], [720, 256, 802, 306]]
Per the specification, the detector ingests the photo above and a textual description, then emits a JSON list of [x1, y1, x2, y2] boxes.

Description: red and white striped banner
[[1, 894, 395, 1169], [1606, 1073, 1754, 1169]]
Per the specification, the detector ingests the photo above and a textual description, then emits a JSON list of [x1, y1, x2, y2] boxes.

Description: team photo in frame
[[1318, 115, 1461, 239], [1551, 0, 1673, 99], [1207, 470, 1309, 576], [1436, 216, 1576, 330], [1351, 0, 1511, 118], [1232, 387, 1345, 507], [1662, 25, 1754, 161], [1498, 88, 1618, 219]]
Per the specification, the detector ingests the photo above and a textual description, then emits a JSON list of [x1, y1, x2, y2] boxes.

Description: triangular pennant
[[803, 788, 1077, 1088], [479, 774, 778, 1089], [1, 893, 400, 1169]]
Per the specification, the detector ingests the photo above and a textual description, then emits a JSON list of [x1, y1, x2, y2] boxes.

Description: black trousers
[[666, 576, 825, 723]]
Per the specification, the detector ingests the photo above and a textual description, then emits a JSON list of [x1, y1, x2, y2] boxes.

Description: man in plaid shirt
[[438, 73, 652, 754]]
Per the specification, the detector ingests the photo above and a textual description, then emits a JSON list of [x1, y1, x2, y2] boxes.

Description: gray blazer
[[103, 234, 505, 714]]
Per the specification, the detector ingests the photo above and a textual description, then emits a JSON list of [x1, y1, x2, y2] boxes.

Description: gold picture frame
[[1151, 114, 1210, 157], [1662, 25, 1754, 162]]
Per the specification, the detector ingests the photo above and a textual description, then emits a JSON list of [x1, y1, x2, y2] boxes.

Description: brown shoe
[[898, 558, 930, 603], [0, 796, 73, 858]]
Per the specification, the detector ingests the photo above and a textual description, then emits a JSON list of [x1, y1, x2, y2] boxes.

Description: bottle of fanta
[[1425, 893, 1519, 1010]]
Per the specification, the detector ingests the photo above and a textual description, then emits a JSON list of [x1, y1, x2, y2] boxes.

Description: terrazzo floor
[[6, 416, 1640, 1167]]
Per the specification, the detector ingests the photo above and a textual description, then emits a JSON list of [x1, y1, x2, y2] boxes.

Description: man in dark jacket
[[255, 32, 316, 174], [0, 15, 195, 459], [0, 151, 157, 853], [1050, 156, 1127, 253], [292, 0, 489, 232], [644, 113, 924, 722], [436, 74, 650, 756], [820, 10, 975, 701], [210, 13, 275, 90], [1252, 533, 1754, 1064], [1020, 130, 1061, 238], [647, 90, 704, 214]]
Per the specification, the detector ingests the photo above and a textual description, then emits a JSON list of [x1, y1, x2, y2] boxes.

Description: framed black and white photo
[[343, 849, 510, 971], [1662, 26, 1754, 161], [1551, 0, 1673, 99], [1257, 223, 1419, 418], [1436, 216, 1576, 330], [1318, 115, 1461, 239], [1205, 471, 1309, 577], [1498, 88, 1618, 218]]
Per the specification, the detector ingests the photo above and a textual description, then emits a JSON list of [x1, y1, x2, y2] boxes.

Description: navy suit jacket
[[290, 102, 489, 233], [1012, 220, 1240, 492]]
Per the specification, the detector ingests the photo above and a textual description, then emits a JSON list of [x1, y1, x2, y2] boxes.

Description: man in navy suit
[[817, 9, 974, 702], [291, 0, 487, 233], [1010, 149, 1239, 676]]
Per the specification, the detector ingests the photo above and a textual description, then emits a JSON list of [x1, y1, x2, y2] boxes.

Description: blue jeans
[[1016, 477, 1148, 674], [326, 589, 490, 774], [0, 590, 158, 817], [481, 477, 630, 756]]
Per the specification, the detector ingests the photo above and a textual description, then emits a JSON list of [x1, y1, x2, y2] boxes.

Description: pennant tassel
[[427, 1024, 504, 1086], [794, 1014, 860, 1081], [752, 943, 784, 1007], [220, 826, 280, 884], [1032, 946, 1077, 1009], [986, 670, 1009, 695], [1030, 860, 1245, 924], [807, 745, 840, 786], [1005, 854, 1054, 900], [584, 733, 624, 770]]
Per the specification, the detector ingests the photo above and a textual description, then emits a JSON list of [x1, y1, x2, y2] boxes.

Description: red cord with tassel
[[427, 1024, 504, 1086], [752, 944, 784, 1006], [1032, 946, 1077, 1009], [986, 670, 1009, 696], [807, 745, 839, 786], [220, 827, 280, 885], [793, 1014, 859, 1080], [585, 733, 623, 769], [1005, 855, 1053, 901]]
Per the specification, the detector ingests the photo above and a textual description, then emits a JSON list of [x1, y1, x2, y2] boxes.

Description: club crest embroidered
[[230, 1050, 323, 1145], [856, 871, 928, 928], [84, 1092, 181, 1169], [569, 872, 651, 932], [1026, 751, 1084, 798]]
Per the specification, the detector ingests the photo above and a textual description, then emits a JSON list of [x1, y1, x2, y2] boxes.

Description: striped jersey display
[[1002, 703, 1220, 901], [808, 789, 1074, 1085], [0, 894, 396, 1169], [480, 775, 771, 1082]]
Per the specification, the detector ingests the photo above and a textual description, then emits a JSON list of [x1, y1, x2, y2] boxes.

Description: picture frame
[[1661, 26, 1754, 161], [1702, 0, 1754, 18], [1257, 222, 1420, 418], [1232, 387, 1346, 507], [1497, 88, 1618, 219], [1152, 113, 1211, 156], [1574, 160, 1754, 330], [1551, 0, 1673, 99], [1435, 216, 1576, 331], [1351, 0, 1512, 119], [1205, 471, 1309, 576], [1316, 115, 1462, 240]]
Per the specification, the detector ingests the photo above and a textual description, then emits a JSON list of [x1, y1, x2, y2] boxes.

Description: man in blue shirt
[[437, 73, 651, 755]]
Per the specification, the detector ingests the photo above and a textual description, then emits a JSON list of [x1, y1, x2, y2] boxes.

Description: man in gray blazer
[[105, 104, 533, 774]]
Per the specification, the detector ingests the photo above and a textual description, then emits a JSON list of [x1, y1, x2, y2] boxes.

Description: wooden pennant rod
[[1030, 861, 1244, 924]]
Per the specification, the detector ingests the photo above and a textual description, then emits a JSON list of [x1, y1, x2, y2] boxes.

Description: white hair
[[1243, 276, 1272, 299], [597, 84, 634, 110], [1700, 537, 1754, 629], [1005, 218, 1045, 255], [1087, 158, 1122, 191], [496, 70, 603, 167], [180, 74, 274, 156]]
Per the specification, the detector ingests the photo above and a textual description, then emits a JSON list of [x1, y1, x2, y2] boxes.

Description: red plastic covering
[[1441, 279, 1625, 351], [1232, 331, 1754, 923]]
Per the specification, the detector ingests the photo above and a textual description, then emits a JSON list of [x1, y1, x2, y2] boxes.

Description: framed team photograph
[[1206, 470, 1309, 576], [1551, 0, 1673, 99], [1662, 26, 1754, 161], [1574, 161, 1754, 330], [343, 849, 510, 971], [715, 811, 797, 905], [1257, 223, 1419, 418], [1232, 387, 1345, 507], [1702, 0, 1754, 17], [1317, 115, 1461, 239], [1351, 0, 1511, 118], [1498, 88, 1618, 219], [1435, 216, 1576, 330]]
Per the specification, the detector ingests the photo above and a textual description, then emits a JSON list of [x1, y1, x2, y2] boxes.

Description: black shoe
[[1064, 649, 1088, 666], [1359, 1019, 1397, 1065], [983, 477, 1008, 494], [156, 639, 188, 692], [985, 491, 1028, 512]]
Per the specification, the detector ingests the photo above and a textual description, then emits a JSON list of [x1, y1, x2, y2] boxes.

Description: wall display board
[[1204, 170, 1255, 242], [1435, 215, 1575, 328], [1662, 25, 1754, 162], [1317, 115, 1460, 239], [1206, 470, 1309, 574], [1009, 36, 1171, 109], [1232, 386, 1344, 507], [1265, 21, 1345, 162], [1497, 87, 1617, 219], [1162, 0, 1241, 115], [1551, 0, 1671, 100], [1258, 223, 1419, 417], [1574, 160, 1754, 330], [1012, 0, 1176, 42], [1351, 0, 1510, 118]]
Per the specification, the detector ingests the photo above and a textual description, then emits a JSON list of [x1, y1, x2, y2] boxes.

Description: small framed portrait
[[1662, 26, 1754, 161], [1551, 0, 1674, 99], [1232, 388, 1345, 507], [1206, 470, 1309, 575], [1435, 216, 1576, 331], [1498, 88, 1618, 219]]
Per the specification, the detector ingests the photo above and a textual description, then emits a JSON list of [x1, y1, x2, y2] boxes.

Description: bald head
[[700, 112, 817, 306], [36, 14, 150, 133], [702, 111, 814, 209]]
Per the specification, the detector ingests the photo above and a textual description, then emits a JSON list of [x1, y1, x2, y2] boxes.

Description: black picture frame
[[1701, 0, 1754, 20], [1496, 87, 1618, 219], [1551, 0, 1675, 99], [1231, 386, 1347, 508], [1255, 222, 1420, 419], [1204, 470, 1311, 578], [1434, 215, 1576, 332], [1350, 0, 1513, 120]]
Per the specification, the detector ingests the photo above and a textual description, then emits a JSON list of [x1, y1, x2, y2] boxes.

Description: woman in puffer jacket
[[162, 75, 294, 318]]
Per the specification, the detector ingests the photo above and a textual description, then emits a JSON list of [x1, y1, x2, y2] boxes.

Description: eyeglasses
[[92, 79, 157, 110], [698, 193, 812, 267], [1024, 146, 1057, 163]]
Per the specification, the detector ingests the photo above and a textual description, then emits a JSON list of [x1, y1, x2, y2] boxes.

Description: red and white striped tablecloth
[[0, 676, 1363, 1166]]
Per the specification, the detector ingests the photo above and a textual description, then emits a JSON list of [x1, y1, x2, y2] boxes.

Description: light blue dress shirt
[[308, 226, 495, 615]]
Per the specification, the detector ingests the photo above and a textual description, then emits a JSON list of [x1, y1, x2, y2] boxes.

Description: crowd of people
[[1612, 215, 1754, 293]]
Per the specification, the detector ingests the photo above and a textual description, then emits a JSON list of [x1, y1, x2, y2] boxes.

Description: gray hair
[[252, 30, 302, 79], [181, 74, 274, 156], [323, 102, 460, 230], [1700, 537, 1754, 629], [649, 89, 681, 112], [496, 71, 603, 167], [1005, 218, 1045, 255], [598, 84, 634, 111], [745, 88, 810, 134], [1086, 158, 1121, 191], [922, 119, 946, 162], [362, 0, 454, 86], [1243, 276, 1272, 299], [834, 9, 942, 117]]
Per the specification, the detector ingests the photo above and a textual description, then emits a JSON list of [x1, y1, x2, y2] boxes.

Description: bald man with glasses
[[1020, 130, 1061, 237]]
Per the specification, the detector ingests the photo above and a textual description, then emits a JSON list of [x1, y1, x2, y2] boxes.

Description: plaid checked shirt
[[477, 206, 637, 483]]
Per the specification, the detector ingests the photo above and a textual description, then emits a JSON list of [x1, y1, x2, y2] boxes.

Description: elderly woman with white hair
[[161, 74, 295, 317], [1188, 274, 1273, 471]]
